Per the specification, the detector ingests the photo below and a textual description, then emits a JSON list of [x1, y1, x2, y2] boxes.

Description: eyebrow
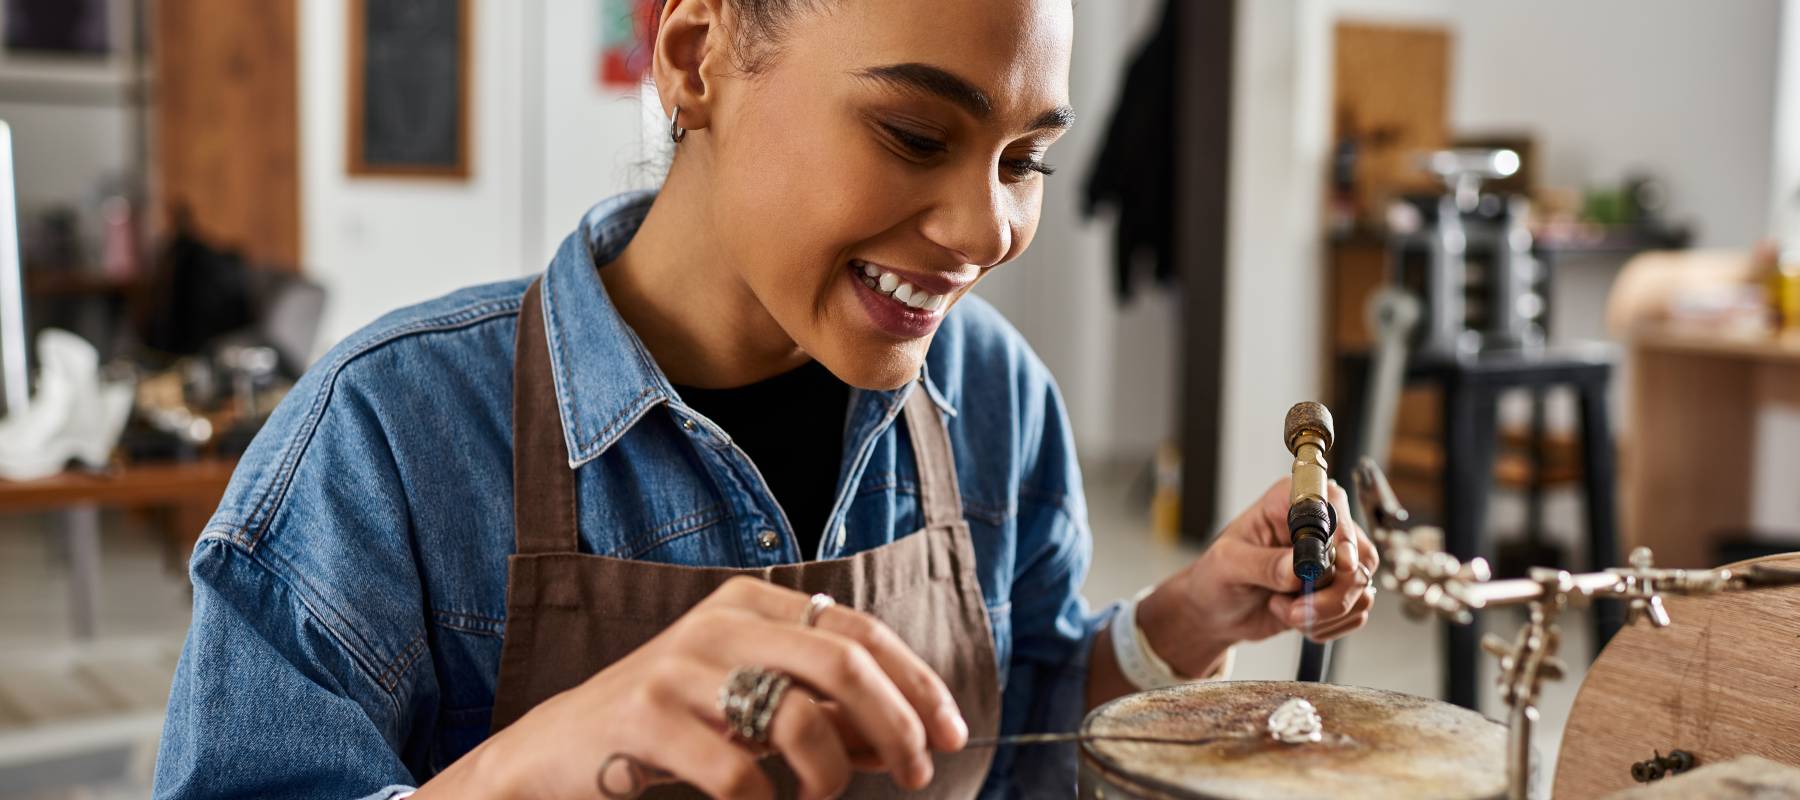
[[854, 62, 1076, 131]]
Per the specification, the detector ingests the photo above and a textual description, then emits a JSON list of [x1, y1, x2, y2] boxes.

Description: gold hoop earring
[[669, 106, 687, 143]]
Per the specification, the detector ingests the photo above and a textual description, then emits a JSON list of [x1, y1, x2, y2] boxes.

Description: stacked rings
[[718, 666, 793, 744]]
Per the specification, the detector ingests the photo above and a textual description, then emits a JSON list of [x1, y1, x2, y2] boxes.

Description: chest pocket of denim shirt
[[986, 600, 1012, 693]]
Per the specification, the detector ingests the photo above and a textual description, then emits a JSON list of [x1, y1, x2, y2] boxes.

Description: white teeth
[[854, 261, 950, 313]]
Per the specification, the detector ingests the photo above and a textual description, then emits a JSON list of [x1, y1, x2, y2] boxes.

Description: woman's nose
[[920, 170, 1015, 268]]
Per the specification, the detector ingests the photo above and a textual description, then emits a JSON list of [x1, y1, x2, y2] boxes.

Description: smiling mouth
[[851, 260, 950, 313]]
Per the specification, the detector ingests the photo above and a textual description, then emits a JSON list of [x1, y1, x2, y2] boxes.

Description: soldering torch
[[1284, 402, 1337, 587]]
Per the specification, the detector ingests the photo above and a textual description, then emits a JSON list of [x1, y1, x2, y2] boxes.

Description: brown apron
[[488, 280, 1001, 797]]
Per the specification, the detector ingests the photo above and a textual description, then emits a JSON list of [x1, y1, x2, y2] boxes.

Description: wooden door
[[152, 0, 301, 269]]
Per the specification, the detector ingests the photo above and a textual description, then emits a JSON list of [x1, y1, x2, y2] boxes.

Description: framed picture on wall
[[3, 0, 110, 56], [347, 0, 470, 179]]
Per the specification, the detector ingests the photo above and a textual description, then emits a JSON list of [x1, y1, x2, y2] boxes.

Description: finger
[[814, 699, 888, 771], [637, 712, 773, 800], [1307, 607, 1372, 642], [1306, 586, 1376, 642], [1351, 521, 1380, 574], [795, 600, 965, 754], [718, 579, 966, 753], [699, 612, 933, 791], [1326, 480, 1380, 575], [1212, 536, 1305, 595], [765, 687, 853, 800], [1281, 556, 1371, 629], [1331, 523, 1362, 612]]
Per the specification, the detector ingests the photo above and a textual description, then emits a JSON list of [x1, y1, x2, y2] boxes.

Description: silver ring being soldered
[[801, 593, 836, 628], [718, 666, 793, 744]]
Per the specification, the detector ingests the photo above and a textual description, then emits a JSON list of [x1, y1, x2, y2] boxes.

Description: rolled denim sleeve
[[154, 343, 436, 799], [153, 540, 421, 799]]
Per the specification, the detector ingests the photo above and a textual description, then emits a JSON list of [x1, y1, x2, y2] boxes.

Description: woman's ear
[[652, 0, 726, 135]]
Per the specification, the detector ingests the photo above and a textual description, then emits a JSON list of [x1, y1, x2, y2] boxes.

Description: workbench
[[0, 459, 234, 638], [1624, 328, 1800, 568]]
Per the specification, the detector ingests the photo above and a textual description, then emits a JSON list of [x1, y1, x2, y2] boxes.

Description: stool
[[1335, 344, 1622, 710]]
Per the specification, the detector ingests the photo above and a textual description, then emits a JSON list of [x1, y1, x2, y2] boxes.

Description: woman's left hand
[[1135, 477, 1379, 677]]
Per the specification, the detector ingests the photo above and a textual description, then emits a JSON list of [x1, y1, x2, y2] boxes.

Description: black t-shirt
[[673, 360, 849, 559]]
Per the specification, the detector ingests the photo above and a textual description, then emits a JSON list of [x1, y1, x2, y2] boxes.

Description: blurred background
[[0, 0, 1796, 796]]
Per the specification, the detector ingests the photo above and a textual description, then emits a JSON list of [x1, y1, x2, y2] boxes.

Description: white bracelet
[[1110, 587, 1234, 692]]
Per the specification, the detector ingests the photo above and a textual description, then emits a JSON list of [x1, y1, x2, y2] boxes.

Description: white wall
[[1776, 0, 1800, 247], [302, 0, 652, 347], [1449, 0, 1780, 249], [528, 2, 658, 260], [975, 0, 1173, 463], [0, 100, 132, 218], [302, 0, 523, 345]]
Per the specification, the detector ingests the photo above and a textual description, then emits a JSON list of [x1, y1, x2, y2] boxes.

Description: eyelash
[[879, 123, 1056, 180]]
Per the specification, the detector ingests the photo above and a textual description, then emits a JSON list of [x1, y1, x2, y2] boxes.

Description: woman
[[153, 0, 1377, 797]]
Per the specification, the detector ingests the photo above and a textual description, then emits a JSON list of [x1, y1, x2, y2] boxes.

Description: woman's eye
[[1002, 158, 1056, 181], [880, 123, 948, 158]]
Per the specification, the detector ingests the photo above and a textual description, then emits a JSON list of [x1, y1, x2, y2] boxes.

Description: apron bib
[[488, 280, 1001, 797]]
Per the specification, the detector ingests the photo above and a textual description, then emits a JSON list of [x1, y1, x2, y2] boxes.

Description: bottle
[[1779, 246, 1800, 334]]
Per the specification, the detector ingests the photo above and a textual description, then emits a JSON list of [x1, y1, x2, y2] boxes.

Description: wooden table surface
[[0, 459, 236, 515]]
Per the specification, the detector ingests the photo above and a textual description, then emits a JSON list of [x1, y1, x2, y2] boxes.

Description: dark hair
[[654, 0, 828, 72]]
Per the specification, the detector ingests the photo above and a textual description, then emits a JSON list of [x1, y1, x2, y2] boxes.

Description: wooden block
[[1555, 553, 1800, 799]]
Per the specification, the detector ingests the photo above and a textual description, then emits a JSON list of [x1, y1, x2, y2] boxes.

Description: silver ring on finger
[[718, 666, 794, 745], [801, 593, 836, 628], [597, 753, 650, 800]]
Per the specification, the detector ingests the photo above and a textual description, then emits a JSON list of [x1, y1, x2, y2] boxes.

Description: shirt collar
[[538, 192, 956, 467], [540, 192, 677, 467]]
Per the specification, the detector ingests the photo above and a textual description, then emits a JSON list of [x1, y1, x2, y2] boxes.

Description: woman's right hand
[[416, 576, 969, 800]]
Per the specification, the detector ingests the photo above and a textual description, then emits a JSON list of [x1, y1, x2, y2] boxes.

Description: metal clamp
[[1630, 749, 1697, 783]]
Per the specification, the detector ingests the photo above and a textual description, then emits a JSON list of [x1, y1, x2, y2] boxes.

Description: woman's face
[[697, 0, 1074, 389]]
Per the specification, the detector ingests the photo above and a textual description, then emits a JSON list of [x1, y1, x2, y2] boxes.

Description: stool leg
[[1334, 354, 1371, 489], [1442, 381, 1499, 710], [1526, 388, 1548, 553], [1577, 378, 1622, 651]]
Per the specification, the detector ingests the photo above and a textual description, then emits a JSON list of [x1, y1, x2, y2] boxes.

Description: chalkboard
[[347, 0, 469, 178]]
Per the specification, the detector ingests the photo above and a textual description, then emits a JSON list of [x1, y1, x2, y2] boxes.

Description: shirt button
[[680, 418, 697, 432], [756, 530, 781, 550]]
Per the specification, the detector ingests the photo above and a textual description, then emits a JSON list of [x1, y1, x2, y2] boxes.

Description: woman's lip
[[852, 259, 973, 297], [847, 264, 944, 339]]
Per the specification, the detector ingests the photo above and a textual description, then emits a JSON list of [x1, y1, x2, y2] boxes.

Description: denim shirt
[[153, 192, 1106, 799]]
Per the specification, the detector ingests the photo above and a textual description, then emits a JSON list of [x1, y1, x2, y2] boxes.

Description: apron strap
[[902, 382, 965, 530], [512, 280, 581, 555]]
